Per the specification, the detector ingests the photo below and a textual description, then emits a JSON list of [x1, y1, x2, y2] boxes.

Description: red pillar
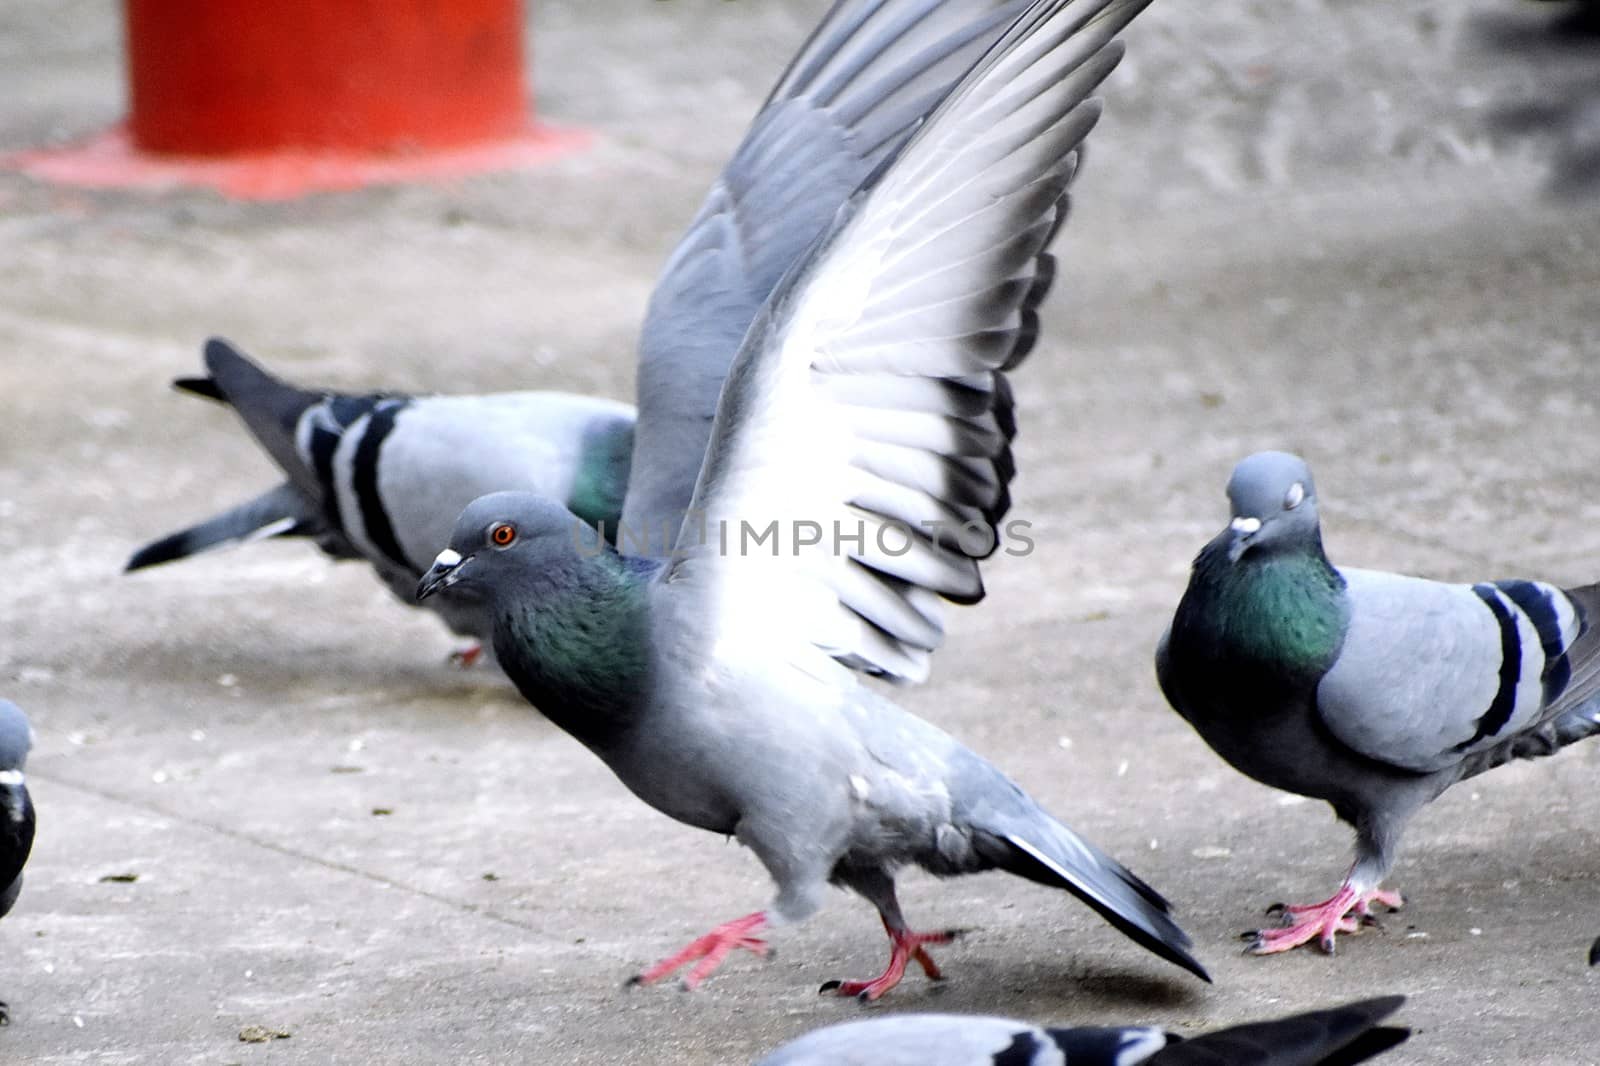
[[5, 0, 585, 199], [126, 0, 529, 155]]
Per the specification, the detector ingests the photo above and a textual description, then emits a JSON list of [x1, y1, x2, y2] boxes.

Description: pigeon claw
[[1247, 883, 1403, 957], [631, 911, 769, 991], [823, 927, 960, 1002]]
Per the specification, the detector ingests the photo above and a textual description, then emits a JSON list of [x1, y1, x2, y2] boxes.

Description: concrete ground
[[1, 1, 1598, 1063]]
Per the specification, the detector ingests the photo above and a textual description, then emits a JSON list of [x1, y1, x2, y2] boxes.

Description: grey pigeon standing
[[1157, 451, 1600, 954], [0, 701, 36, 1025], [754, 996, 1409, 1066], [126, 338, 635, 664], [419, 0, 1207, 999]]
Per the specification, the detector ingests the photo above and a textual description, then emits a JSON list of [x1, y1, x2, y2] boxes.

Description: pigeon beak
[[1227, 515, 1262, 563], [416, 548, 469, 602]]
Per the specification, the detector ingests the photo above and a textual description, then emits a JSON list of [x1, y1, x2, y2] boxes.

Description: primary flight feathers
[[667, 0, 1140, 682], [623, 0, 1044, 550]]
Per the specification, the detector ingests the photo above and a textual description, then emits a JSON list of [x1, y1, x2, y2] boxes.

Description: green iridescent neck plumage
[[564, 422, 633, 539], [1183, 532, 1349, 687], [493, 549, 656, 751]]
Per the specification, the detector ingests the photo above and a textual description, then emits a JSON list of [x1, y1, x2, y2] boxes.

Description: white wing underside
[[666, 0, 1148, 682]]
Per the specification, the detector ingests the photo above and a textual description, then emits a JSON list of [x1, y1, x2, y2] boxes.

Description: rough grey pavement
[[2, 1, 1598, 1063]]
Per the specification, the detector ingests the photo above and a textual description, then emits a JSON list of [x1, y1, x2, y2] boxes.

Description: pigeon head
[[0, 701, 33, 773], [1223, 451, 1321, 563], [416, 492, 599, 603]]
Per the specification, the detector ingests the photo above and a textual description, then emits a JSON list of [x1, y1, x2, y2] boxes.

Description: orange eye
[[490, 523, 517, 547]]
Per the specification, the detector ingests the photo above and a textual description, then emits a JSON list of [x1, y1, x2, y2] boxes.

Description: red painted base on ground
[[3, 123, 590, 200]]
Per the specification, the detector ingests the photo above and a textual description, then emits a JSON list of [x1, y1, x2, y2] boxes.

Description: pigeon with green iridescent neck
[[419, 0, 1205, 1000], [0, 700, 36, 1025], [754, 995, 1409, 1066], [1157, 451, 1600, 955], [125, 338, 634, 665]]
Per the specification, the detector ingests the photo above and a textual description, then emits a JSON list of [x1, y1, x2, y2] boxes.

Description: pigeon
[[0, 701, 36, 1025], [1156, 451, 1600, 955], [126, 337, 636, 663], [418, 0, 1206, 1000], [754, 996, 1409, 1065]]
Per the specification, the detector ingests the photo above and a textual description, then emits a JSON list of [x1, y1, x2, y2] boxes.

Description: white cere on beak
[[1230, 516, 1263, 535], [1284, 482, 1306, 510], [0, 770, 22, 786], [433, 548, 463, 568]]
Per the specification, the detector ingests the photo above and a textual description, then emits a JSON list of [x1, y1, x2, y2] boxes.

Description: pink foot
[[628, 912, 768, 990], [820, 927, 963, 1002], [449, 644, 485, 668], [1249, 884, 1403, 955]]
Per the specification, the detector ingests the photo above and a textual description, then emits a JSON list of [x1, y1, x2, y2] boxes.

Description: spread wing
[[620, 0, 1038, 550], [663, 0, 1147, 682]]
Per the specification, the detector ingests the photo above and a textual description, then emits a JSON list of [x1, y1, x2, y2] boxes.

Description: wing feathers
[[1322, 569, 1597, 774], [624, 0, 1040, 548], [670, 0, 1148, 679]]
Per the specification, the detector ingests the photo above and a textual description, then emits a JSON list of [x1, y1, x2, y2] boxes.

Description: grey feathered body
[[502, 564, 1026, 909], [1160, 525, 1600, 884], [1157, 534, 1446, 844], [489, 547, 1191, 972], [129, 340, 634, 650]]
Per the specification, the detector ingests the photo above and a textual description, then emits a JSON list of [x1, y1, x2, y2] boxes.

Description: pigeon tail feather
[[124, 482, 320, 571], [987, 820, 1209, 982], [172, 376, 225, 402], [1144, 996, 1408, 1066], [199, 337, 354, 506], [1469, 581, 1600, 774]]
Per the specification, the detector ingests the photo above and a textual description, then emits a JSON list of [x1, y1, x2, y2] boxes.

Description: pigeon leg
[[821, 925, 960, 1001], [1250, 882, 1403, 955], [822, 874, 963, 1001], [628, 911, 769, 990], [449, 643, 486, 668]]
